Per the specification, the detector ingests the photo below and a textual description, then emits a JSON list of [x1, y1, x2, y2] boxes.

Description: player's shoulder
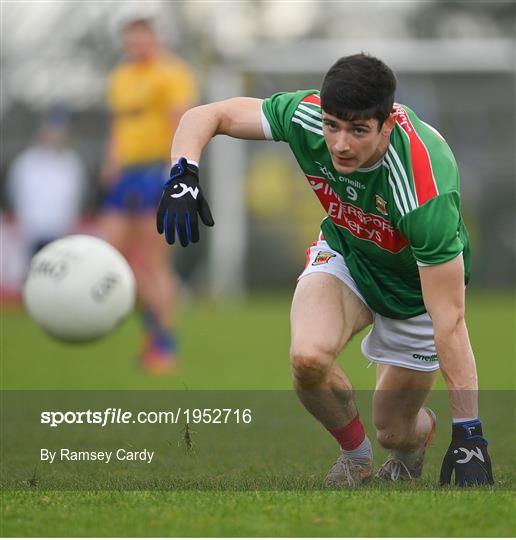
[[158, 54, 195, 76], [289, 90, 324, 136], [108, 62, 134, 88], [267, 89, 321, 120], [262, 89, 323, 141], [264, 88, 318, 107], [392, 103, 458, 175], [296, 90, 322, 107], [387, 103, 461, 213], [13, 146, 42, 165], [109, 61, 131, 77], [392, 103, 454, 157], [9, 147, 47, 181]]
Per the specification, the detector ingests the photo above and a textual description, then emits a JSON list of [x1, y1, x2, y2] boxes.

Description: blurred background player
[[7, 105, 87, 263], [100, 18, 198, 373]]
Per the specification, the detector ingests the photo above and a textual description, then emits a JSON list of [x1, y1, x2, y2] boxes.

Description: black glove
[[440, 419, 494, 487], [156, 157, 214, 247]]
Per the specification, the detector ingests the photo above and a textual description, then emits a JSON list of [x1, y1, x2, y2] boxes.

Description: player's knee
[[290, 346, 334, 386]]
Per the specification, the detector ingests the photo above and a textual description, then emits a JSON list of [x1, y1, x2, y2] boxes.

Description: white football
[[23, 235, 136, 342]]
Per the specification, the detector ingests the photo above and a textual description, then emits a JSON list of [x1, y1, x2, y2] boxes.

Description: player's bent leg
[[291, 273, 371, 425], [290, 272, 373, 487], [373, 364, 437, 480], [131, 214, 179, 372]]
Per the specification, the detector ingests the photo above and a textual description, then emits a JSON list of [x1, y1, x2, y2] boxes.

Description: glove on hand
[[439, 419, 494, 487], [156, 157, 214, 247]]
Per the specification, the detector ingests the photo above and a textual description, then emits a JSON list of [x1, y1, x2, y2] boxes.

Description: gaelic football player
[[100, 18, 198, 372], [157, 54, 493, 486]]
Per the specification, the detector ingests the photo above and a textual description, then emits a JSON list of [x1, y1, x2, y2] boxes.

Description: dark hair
[[123, 18, 155, 33], [42, 103, 70, 127], [320, 53, 396, 128]]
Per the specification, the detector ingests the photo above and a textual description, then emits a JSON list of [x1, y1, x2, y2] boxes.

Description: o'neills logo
[[307, 175, 409, 253], [412, 353, 438, 362]]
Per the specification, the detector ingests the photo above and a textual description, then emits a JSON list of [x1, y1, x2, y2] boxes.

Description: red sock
[[328, 413, 366, 451]]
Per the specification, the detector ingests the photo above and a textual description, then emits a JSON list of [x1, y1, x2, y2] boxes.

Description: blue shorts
[[104, 162, 167, 214]]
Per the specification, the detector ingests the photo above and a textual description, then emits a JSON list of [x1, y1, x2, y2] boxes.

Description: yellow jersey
[[108, 55, 198, 167]]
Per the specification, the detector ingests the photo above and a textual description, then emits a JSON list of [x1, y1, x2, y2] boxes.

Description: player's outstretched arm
[[172, 98, 266, 162], [157, 98, 265, 246], [419, 256, 493, 487]]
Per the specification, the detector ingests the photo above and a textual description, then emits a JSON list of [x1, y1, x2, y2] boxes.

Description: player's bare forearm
[[434, 318, 478, 418], [419, 256, 478, 419], [171, 98, 266, 163]]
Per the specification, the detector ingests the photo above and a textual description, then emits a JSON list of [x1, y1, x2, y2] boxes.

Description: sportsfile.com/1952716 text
[[40, 408, 253, 428]]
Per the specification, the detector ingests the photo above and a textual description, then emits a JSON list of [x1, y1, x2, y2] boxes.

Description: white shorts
[[299, 238, 439, 372]]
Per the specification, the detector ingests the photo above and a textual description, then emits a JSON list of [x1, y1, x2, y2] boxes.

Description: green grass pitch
[[1, 292, 515, 537]]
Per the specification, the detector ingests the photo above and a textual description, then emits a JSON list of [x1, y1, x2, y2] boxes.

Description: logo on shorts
[[375, 194, 388, 215], [412, 353, 438, 362], [312, 251, 336, 266]]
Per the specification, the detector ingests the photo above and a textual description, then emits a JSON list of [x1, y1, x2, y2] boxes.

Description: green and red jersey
[[261, 90, 471, 319]]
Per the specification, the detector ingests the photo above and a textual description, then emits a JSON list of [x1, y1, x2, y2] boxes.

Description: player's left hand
[[439, 419, 494, 487], [156, 157, 214, 247]]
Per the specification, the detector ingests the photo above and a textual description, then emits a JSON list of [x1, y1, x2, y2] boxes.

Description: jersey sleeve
[[398, 191, 465, 266], [261, 90, 311, 142]]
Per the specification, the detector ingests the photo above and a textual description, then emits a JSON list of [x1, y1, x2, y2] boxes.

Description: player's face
[[123, 27, 158, 62], [39, 123, 68, 150], [322, 113, 394, 174]]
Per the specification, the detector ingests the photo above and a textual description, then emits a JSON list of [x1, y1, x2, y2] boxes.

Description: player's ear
[[381, 114, 396, 136]]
